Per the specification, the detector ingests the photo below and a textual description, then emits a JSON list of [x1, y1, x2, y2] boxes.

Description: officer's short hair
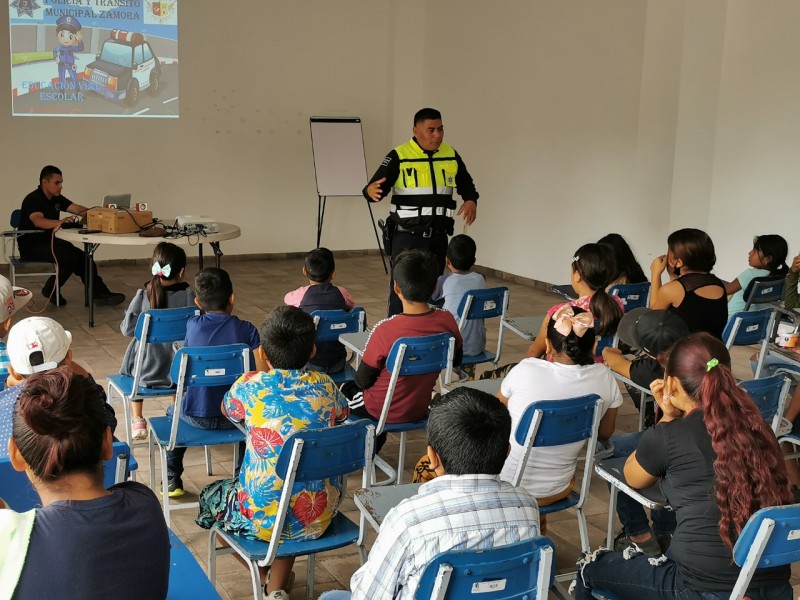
[[414, 108, 442, 125], [39, 165, 62, 183]]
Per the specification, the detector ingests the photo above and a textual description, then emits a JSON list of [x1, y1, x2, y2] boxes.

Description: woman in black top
[[649, 228, 728, 340], [575, 333, 793, 599]]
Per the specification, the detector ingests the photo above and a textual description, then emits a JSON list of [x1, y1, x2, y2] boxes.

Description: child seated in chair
[[431, 234, 486, 361], [284, 247, 356, 374], [196, 306, 349, 600], [319, 387, 540, 600], [163, 267, 259, 498], [340, 249, 463, 452]]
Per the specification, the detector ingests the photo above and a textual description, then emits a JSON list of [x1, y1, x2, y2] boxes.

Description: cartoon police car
[[83, 30, 161, 106]]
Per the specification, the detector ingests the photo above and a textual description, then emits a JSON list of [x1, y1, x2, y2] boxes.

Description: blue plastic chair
[[739, 375, 791, 435], [731, 503, 800, 600], [374, 333, 455, 485], [208, 420, 376, 600], [511, 394, 603, 553], [0, 441, 136, 511], [311, 307, 366, 384], [415, 536, 556, 600], [609, 282, 650, 312], [147, 343, 249, 527], [723, 308, 775, 378], [107, 306, 199, 447], [2, 209, 60, 305], [742, 275, 786, 311], [456, 287, 510, 368]]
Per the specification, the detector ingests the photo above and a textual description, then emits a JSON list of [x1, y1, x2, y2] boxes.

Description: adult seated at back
[[598, 232, 648, 288], [1, 366, 169, 598], [319, 387, 540, 600], [575, 333, 793, 599], [0, 317, 116, 455], [19, 165, 124, 306], [649, 228, 727, 340]]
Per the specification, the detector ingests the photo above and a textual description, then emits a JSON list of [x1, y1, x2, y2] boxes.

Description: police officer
[[53, 16, 84, 90], [364, 108, 479, 316]]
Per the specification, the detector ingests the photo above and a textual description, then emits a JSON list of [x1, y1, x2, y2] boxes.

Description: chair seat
[[328, 364, 356, 385], [216, 512, 360, 559], [149, 416, 245, 447], [168, 529, 221, 599], [9, 257, 54, 267], [107, 373, 177, 398], [384, 418, 428, 434], [539, 491, 579, 515], [460, 351, 496, 366]]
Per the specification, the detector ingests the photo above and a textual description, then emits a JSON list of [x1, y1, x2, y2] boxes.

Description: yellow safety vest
[[391, 140, 459, 226]]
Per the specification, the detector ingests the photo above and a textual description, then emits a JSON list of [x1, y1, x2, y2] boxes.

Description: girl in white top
[[499, 305, 622, 499]]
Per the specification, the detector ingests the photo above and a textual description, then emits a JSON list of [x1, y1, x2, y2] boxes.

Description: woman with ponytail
[[4, 366, 169, 598], [575, 333, 793, 599], [498, 306, 622, 528], [526, 243, 624, 361], [119, 242, 194, 441]]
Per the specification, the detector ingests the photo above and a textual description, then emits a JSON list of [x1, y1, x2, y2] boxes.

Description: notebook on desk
[[102, 193, 132, 209]]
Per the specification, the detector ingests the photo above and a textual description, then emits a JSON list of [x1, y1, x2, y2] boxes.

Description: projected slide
[[9, 0, 178, 117]]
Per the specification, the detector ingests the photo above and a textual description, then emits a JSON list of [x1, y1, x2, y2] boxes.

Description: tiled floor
[[20, 253, 800, 599]]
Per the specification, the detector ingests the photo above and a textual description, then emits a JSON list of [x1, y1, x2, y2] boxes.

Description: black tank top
[[668, 272, 728, 340]]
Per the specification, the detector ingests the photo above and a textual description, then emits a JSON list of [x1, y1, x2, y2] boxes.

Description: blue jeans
[[318, 592, 351, 599], [164, 403, 240, 479], [751, 354, 800, 379], [610, 432, 676, 537], [574, 551, 791, 600]]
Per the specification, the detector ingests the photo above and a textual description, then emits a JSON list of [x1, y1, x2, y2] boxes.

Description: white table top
[[501, 315, 544, 341], [354, 484, 421, 531], [339, 331, 370, 357], [55, 222, 241, 246]]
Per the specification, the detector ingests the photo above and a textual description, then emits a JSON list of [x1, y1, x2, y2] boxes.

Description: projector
[[175, 215, 219, 233]]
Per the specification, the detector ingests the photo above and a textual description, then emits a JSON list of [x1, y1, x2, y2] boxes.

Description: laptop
[[102, 193, 132, 209]]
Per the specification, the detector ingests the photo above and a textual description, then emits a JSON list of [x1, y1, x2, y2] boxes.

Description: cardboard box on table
[[87, 208, 154, 234]]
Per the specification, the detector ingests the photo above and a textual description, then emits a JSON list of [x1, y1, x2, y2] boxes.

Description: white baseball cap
[[7, 317, 72, 375], [0, 275, 32, 323]]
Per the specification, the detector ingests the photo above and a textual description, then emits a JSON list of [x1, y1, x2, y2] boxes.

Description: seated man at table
[[19, 165, 124, 306], [319, 387, 540, 600]]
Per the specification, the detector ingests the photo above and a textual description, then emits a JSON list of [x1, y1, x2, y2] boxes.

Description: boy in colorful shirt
[[196, 306, 348, 600]]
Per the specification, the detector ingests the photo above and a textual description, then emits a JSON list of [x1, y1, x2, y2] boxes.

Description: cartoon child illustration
[[53, 16, 84, 90]]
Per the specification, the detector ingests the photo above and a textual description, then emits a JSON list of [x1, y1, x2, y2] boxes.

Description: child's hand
[[650, 255, 667, 277]]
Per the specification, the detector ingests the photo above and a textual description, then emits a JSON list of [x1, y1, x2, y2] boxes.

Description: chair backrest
[[739, 375, 791, 435], [262, 420, 375, 568], [512, 395, 603, 510], [723, 308, 774, 348], [457, 287, 510, 362], [731, 504, 800, 600], [743, 275, 786, 311], [376, 333, 456, 434], [415, 536, 556, 600], [0, 441, 135, 512], [168, 343, 251, 449], [10, 209, 21, 230], [129, 306, 200, 390], [609, 282, 650, 312], [311, 307, 366, 342]]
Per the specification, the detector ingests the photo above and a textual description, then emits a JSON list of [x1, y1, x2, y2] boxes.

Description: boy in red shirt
[[341, 249, 462, 451]]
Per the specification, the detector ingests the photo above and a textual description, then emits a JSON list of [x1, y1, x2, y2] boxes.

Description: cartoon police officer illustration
[[53, 16, 84, 90]]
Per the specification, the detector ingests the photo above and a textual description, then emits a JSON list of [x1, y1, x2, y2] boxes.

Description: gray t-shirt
[[433, 271, 486, 356]]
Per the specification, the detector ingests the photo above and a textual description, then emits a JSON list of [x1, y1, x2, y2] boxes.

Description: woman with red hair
[[575, 332, 793, 599]]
